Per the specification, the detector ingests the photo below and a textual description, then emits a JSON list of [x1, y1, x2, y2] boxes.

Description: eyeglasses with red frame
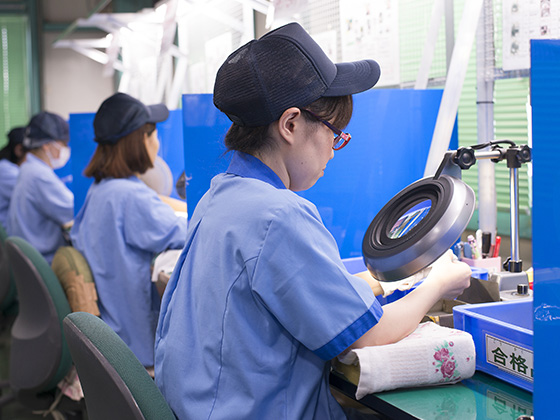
[[303, 109, 352, 151]]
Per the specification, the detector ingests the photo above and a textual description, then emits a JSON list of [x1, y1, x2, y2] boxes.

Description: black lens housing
[[362, 175, 475, 282]]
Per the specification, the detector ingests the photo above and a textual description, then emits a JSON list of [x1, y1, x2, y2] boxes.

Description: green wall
[[399, 0, 531, 238], [0, 14, 31, 148]]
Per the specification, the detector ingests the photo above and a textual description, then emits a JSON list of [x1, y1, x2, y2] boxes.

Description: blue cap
[[23, 112, 69, 149], [213, 22, 381, 127], [94, 93, 169, 144]]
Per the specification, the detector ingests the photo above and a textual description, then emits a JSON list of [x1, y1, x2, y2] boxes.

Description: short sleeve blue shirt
[[7, 154, 74, 263], [0, 159, 19, 230], [71, 177, 187, 366], [155, 152, 383, 420]]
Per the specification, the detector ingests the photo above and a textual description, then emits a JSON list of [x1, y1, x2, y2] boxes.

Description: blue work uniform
[[7, 153, 73, 263], [0, 159, 19, 230], [71, 177, 187, 367], [155, 152, 383, 420]]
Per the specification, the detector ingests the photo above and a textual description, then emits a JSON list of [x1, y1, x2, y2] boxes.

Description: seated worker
[[0, 126, 28, 230], [154, 22, 472, 420], [70, 92, 188, 370], [7, 112, 73, 263]]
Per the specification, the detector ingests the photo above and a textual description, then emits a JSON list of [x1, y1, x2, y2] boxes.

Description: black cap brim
[[323, 59, 381, 97], [146, 104, 170, 124]]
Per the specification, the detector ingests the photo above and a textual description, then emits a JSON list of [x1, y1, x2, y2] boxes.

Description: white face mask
[[47, 142, 71, 169]]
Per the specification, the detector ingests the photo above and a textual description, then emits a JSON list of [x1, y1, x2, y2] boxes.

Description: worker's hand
[[423, 250, 472, 300], [62, 220, 74, 230]]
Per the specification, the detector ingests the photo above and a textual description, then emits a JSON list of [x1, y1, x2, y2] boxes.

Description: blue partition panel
[[69, 113, 96, 217], [69, 109, 185, 216], [156, 109, 186, 201], [182, 94, 232, 215], [531, 39, 560, 417], [182, 89, 450, 258], [298, 89, 448, 258]]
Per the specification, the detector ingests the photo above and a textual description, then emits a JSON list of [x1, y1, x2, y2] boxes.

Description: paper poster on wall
[[189, 62, 208, 93], [205, 32, 233, 93], [502, 0, 560, 71], [119, 26, 159, 104], [271, 0, 309, 20], [339, 0, 400, 86]]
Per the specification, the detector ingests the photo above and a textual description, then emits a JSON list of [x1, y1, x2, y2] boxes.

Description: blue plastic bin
[[341, 257, 367, 275], [469, 266, 489, 281], [453, 300, 533, 392]]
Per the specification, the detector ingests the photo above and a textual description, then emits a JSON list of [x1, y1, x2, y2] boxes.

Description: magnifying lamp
[[138, 156, 174, 196], [363, 141, 531, 282], [362, 170, 475, 282]]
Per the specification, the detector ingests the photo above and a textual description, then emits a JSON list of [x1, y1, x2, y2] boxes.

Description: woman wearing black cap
[[0, 127, 28, 230], [155, 23, 471, 419], [70, 93, 187, 371], [7, 112, 74, 264]]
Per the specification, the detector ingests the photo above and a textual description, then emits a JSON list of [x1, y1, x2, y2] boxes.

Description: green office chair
[[63, 312, 176, 420], [0, 225, 15, 403], [3, 236, 78, 413], [0, 225, 17, 315]]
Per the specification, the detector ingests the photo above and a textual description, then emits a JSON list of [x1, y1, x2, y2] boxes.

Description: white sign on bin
[[486, 334, 534, 382]]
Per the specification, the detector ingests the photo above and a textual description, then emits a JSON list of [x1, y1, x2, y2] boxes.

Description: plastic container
[[461, 256, 502, 273], [453, 300, 533, 392], [469, 266, 489, 281]]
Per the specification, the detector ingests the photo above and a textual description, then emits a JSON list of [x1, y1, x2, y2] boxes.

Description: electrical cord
[[469, 139, 517, 150]]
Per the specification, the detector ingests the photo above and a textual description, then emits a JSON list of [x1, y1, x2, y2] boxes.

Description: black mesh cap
[[94, 93, 169, 144], [213, 22, 381, 127], [23, 112, 69, 149], [7, 126, 25, 146]]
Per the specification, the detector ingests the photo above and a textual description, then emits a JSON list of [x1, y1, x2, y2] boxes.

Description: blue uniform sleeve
[[0, 162, 18, 202], [34, 171, 74, 225], [251, 201, 383, 360], [123, 186, 187, 253]]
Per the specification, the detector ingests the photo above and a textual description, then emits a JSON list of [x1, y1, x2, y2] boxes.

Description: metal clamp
[[436, 141, 532, 273]]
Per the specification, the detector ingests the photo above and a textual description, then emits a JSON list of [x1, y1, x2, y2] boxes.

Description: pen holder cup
[[460, 257, 502, 274]]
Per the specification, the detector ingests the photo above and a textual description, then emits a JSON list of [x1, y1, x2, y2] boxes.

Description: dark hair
[[1, 127, 28, 164], [224, 95, 353, 154], [84, 123, 156, 183], [0, 142, 28, 164]]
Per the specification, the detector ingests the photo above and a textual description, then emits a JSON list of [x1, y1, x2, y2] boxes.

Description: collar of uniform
[[226, 151, 286, 190], [25, 152, 52, 169]]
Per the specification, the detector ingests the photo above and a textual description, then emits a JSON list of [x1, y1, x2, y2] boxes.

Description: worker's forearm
[[350, 277, 443, 348], [346, 250, 472, 352]]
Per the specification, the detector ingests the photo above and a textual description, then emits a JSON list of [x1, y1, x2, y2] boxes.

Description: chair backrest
[[0, 224, 16, 311], [51, 246, 100, 316], [5, 236, 72, 393], [63, 312, 176, 420]]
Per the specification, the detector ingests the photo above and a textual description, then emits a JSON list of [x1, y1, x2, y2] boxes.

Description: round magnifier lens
[[362, 175, 475, 282], [388, 199, 432, 239]]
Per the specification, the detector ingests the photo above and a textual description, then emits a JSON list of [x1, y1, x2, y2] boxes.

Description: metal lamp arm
[[433, 142, 532, 273]]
